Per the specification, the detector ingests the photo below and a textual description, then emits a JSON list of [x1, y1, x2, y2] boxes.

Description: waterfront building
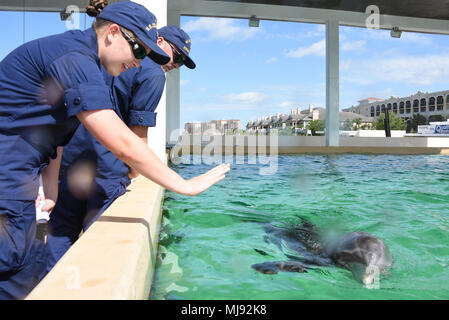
[[343, 90, 449, 123], [185, 119, 242, 135], [246, 105, 373, 134]]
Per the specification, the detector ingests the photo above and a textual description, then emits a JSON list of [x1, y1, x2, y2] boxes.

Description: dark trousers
[[45, 175, 130, 274], [0, 200, 47, 300]]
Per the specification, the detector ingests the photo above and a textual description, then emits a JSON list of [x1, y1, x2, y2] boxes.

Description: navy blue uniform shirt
[[44, 47, 166, 275], [0, 28, 114, 200], [60, 57, 166, 179]]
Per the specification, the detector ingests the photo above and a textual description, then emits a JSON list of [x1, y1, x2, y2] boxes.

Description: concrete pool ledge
[[26, 176, 164, 300], [172, 135, 449, 155]]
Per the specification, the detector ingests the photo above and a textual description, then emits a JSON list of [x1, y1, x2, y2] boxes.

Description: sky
[[1, 10, 449, 129]]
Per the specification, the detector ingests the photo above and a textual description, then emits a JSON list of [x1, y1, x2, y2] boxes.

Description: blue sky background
[[180, 16, 449, 127], [1, 11, 449, 129]]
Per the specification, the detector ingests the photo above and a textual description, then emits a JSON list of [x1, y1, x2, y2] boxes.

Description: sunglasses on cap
[[166, 41, 185, 67], [120, 28, 147, 60]]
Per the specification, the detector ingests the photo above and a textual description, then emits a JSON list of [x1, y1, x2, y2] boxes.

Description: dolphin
[[251, 220, 393, 286], [327, 231, 393, 285]]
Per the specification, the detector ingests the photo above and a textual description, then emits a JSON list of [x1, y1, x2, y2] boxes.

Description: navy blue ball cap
[[158, 25, 196, 69], [98, 1, 170, 65]]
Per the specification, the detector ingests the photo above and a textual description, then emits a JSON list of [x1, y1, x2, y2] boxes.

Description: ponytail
[[86, 0, 109, 17], [87, 0, 136, 38]]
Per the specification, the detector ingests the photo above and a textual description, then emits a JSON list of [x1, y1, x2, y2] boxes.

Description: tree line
[[305, 113, 446, 135]]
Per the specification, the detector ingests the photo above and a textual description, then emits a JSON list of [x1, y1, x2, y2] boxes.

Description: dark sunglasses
[[166, 41, 185, 67], [120, 28, 147, 60]]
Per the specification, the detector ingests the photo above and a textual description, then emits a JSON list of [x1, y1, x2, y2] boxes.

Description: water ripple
[[151, 155, 449, 300]]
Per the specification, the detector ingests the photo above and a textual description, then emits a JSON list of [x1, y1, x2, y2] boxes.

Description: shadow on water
[[257, 218, 335, 269], [222, 207, 275, 224]]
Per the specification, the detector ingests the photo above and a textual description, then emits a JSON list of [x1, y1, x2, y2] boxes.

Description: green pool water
[[150, 155, 449, 300]]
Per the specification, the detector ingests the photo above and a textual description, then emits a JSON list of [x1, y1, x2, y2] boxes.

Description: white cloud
[[183, 17, 260, 42], [305, 24, 325, 38], [182, 83, 327, 125], [279, 101, 295, 108], [401, 32, 434, 45], [286, 38, 366, 57], [286, 39, 325, 58], [223, 91, 269, 104], [363, 29, 434, 45], [180, 80, 190, 86], [266, 25, 324, 41], [259, 83, 326, 110], [265, 57, 278, 64], [363, 29, 390, 41], [379, 47, 399, 57], [341, 53, 449, 86], [342, 40, 367, 52]]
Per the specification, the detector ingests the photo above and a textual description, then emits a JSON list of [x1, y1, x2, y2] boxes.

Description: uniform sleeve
[[45, 52, 114, 118], [127, 70, 166, 127]]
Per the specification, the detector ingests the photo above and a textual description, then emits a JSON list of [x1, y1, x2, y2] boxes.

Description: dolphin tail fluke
[[251, 260, 308, 274]]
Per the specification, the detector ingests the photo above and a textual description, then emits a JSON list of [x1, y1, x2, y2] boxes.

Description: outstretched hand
[[185, 163, 231, 196]]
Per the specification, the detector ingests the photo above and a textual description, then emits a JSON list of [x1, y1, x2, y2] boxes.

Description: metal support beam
[[166, 6, 181, 145], [2, 1, 449, 36], [326, 19, 339, 147], [169, 0, 449, 36], [135, 0, 168, 162]]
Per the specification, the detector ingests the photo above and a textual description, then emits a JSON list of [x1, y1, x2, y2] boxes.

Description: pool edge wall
[[173, 135, 449, 155], [26, 176, 164, 300]]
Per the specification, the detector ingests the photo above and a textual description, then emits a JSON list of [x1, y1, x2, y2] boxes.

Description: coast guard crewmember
[[45, 18, 197, 273], [0, 1, 229, 300]]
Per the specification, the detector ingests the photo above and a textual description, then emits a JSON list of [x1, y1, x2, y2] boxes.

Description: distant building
[[184, 119, 242, 135], [184, 121, 202, 134], [246, 104, 373, 134], [343, 90, 449, 123]]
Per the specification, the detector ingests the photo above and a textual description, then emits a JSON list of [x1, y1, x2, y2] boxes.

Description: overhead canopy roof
[[206, 0, 449, 21], [0, 0, 120, 12], [1, 0, 448, 20], [0, 0, 448, 34]]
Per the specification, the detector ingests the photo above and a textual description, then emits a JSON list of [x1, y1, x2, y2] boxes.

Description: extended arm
[[77, 109, 229, 196]]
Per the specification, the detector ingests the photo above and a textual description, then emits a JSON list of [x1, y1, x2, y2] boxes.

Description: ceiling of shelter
[[0, 0, 122, 12], [1, 0, 449, 20], [207, 0, 449, 20]]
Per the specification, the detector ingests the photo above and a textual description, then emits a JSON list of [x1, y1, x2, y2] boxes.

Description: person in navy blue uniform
[[0, 1, 230, 300], [45, 5, 197, 273]]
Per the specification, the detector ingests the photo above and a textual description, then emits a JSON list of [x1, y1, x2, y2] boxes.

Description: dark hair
[[86, 0, 108, 17], [86, 1, 112, 29]]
